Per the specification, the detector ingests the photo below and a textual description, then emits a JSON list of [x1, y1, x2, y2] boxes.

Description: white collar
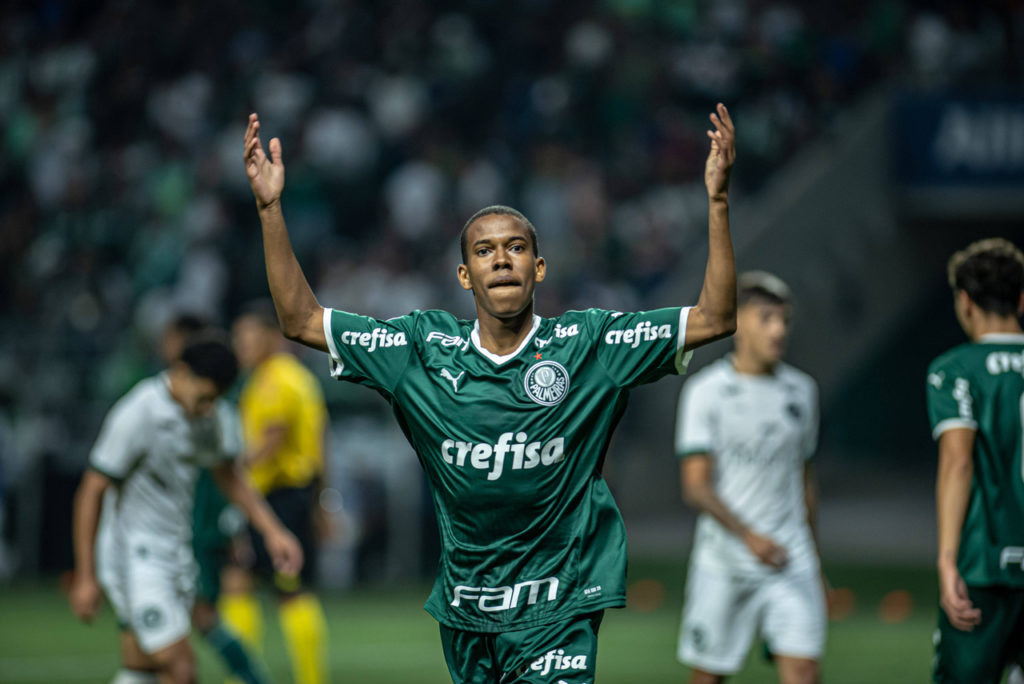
[[979, 332, 1024, 344], [470, 315, 541, 365]]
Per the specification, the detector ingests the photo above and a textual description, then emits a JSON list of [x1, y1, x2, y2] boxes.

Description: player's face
[[232, 316, 273, 371], [169, 364, 222, 418], [457, 215, 546, 320], [736, 300, 791, 366]]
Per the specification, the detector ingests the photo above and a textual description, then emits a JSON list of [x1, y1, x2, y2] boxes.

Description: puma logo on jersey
[[440, 433, 565, 480], [440, 368, 465, 393], [603, 320, 672, 348]]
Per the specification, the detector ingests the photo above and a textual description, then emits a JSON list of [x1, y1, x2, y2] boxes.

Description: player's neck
[[969, 312, 1023, 340], [475, 305, 536, 355], [731, 351, 776, 376]]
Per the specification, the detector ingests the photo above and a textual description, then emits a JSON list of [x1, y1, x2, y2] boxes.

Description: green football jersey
[[926, 333, 1024, 588], [324, 306, 692, 631]]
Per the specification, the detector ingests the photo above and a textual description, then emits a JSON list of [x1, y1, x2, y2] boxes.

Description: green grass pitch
[[0, 561, 941, 683]]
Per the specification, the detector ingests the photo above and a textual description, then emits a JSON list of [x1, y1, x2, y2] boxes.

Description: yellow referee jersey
[[239, 352, 327, 494]]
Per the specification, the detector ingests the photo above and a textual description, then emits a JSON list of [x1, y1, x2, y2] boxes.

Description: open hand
[[244, 113, 285, 210], [704, 103, 735, 202]]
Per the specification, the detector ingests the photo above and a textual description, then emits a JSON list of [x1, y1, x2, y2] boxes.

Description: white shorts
[[677, 563, 826, 674], [97, 525, 196, 654]]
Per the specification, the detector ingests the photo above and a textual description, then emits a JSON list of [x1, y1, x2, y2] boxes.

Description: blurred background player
[[927, 238, 1024, 684], [220, 301, 330, 684], [69, 335, 302, 684], [675, 271, 825, 684], [160, 314, 271, 684]]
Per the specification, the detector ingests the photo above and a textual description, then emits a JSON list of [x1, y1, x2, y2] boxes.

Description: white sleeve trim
[[932, 417, 977, 440], [675, 306, 694, 374], [323, 308, 344, 378]]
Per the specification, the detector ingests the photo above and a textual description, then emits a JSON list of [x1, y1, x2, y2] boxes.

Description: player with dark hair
[[70, 336, 302, 684], [927, 238, 1024, 683], [243, 102, 737, 682], [219, 300, 330, 684], [155, 315, 273, 684], [675, 271, 824, 684]]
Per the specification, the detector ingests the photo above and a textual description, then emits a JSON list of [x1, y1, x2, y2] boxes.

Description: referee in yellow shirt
[[222, 301, 330, 684]]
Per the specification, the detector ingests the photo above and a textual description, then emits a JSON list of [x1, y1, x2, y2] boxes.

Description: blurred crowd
[[0, 0, 1019, 575]]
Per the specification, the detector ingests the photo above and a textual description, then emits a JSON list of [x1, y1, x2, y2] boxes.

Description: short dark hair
[[737, 271, 792, 308], [459, 205, 539, 263], [166, 313, 209, 337], [235, 299, 280, 330], [180, 334, 239, 393], [948, 238, 1024, 316]]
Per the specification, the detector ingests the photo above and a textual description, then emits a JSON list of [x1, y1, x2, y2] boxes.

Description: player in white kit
[[69, 335, 303, 684], [675, 272, 825, 684]]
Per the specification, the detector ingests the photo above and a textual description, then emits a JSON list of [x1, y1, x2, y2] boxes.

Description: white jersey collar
[[471, 315, 541, 366], [979, 332, 1024, 344]]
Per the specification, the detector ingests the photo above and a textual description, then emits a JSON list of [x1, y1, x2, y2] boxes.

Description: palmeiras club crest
[[524, 360, 570, 406]]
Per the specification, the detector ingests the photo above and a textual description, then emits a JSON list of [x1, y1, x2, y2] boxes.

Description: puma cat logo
[[440, 368, 465, 393]]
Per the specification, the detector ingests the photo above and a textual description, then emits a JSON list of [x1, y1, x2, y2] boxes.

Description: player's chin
[[481, 290, 529, 315]]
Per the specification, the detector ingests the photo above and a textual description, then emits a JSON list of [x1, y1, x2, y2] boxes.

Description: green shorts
[[932, 585, 1024, 684], [439, 611, 603, 684]]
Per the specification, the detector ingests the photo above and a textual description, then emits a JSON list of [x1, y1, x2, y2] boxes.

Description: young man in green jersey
[[927, 238, 1024, 684], [243, 103, 737, 682]]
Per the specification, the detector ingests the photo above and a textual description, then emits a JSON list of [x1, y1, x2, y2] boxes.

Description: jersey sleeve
[[89, 394, 147, 481], [323, 308, 416, 395], [590, 307, 693, 389], [675, 375, 714, 458], [926, 355, 978, 440]]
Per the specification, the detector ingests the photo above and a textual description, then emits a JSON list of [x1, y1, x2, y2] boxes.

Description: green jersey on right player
[[928, 237, 1024, 684], [927, 338, 1024, 586]]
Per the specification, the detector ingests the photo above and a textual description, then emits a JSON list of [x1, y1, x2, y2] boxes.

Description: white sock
[[1008, 665, 1024, 684], [110, 668, 159, 684]]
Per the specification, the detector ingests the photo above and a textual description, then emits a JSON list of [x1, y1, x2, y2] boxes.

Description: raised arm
[[245, 113, 327, 351], [685, 103, 737, 351]]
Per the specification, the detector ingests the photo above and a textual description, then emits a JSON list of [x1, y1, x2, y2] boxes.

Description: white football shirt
[[676, 356, 819, 576], [90, 374, 240, 551]]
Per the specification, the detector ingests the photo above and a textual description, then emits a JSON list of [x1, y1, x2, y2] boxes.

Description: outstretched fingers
[[244, 113, 265, 164]]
